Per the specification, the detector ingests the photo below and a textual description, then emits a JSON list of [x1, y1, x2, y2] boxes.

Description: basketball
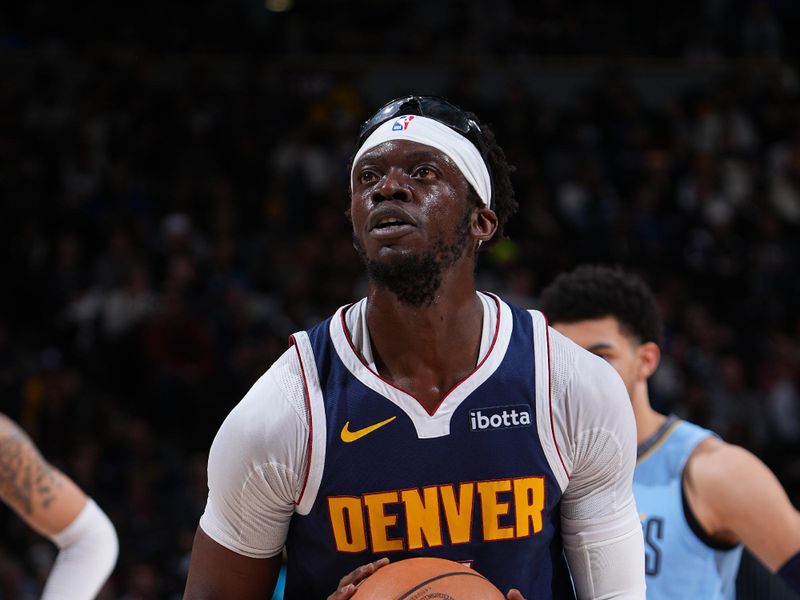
[[351, 557, 506, 600]]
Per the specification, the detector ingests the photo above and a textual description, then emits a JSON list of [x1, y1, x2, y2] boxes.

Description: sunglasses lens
[[416, 98, 471, 134]]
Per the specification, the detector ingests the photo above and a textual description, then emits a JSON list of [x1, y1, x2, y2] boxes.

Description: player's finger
[[506, 589, 526, 600], [337, 557, 390, 588], [327, 583, 356, 600]]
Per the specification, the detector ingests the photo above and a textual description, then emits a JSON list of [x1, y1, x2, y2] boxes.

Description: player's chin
[[367, 234, 425, 256], [371, 240, 425, 262]]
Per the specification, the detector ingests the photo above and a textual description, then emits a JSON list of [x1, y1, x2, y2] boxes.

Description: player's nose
[[374, 168, 410, 203]]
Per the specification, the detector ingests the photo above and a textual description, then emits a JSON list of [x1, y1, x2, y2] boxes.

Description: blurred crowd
[[2, 0, 798, 59], [1, 0, 800, 598]]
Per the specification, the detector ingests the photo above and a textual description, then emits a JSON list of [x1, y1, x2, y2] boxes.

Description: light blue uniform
[[634, 415, 743, 599]]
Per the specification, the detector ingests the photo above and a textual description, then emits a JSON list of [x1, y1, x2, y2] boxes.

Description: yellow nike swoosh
[[340, 416, 397, 443]]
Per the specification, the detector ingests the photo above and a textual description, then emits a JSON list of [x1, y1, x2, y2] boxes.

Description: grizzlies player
[[541, 265, 800, 599], [184, 97, 646, 599]]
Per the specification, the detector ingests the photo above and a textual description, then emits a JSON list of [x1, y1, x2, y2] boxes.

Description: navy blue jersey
[[635, 416, 743, 599], [284, 297, 574, 599]]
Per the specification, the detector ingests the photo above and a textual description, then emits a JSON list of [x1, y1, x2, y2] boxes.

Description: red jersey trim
[[289, 335, 314, 506], [542, 315, 570, 481]]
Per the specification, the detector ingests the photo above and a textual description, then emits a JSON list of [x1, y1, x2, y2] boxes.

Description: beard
[[353, 208, 473, 307]]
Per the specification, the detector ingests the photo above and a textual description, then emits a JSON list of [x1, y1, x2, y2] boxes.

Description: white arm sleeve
[[549, 328, 646, 599], [199, 347, 309, 558], [41, 498, 118, 600]]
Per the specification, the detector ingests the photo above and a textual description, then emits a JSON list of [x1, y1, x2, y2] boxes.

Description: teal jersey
[[634, 416, 743, 600]]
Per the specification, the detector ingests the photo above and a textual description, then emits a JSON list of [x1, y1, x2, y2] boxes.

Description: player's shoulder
[[544, 322, 627, 399], [540, 318, 606, 369], [684, 436, 776, 517], [219, 346, 309, 439], [686, 437, 759, 489], [684, 434, 790, 539], [540, 321, 634, 448], [266, 344, 306, 397]]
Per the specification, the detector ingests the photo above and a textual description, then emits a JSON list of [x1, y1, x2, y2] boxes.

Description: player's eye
[[358, 170, 378, 184], [412, 166, 436, 179]]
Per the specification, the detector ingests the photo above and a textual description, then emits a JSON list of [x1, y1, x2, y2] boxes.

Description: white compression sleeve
[[42, 498, 118, 600], [562, 504, 645, 599], [549, 328, 646, 599]]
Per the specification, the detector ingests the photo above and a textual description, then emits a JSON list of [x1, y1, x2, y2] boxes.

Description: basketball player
[[540, 265, 800, 599], [183, 96, 646, 599], [0, 413, 118, 598]]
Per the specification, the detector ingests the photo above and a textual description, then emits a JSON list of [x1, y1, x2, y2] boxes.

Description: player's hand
[[507, 589, 526, 600], [327, 558, 390, 600]]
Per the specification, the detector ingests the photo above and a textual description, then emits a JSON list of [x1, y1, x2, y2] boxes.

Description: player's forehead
[[353, 139, 456, 169]]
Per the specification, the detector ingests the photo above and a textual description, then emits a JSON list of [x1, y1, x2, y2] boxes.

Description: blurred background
[[1, 0, 799, 597]]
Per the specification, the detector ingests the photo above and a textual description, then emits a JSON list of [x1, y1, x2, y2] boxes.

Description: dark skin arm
[[183, 527, 282, 599]]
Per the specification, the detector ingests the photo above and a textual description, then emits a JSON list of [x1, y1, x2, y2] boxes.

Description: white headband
[[351, 115, 492, 208]]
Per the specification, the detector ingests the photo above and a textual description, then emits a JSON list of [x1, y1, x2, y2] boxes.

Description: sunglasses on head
[[356, 95, 489, 160]]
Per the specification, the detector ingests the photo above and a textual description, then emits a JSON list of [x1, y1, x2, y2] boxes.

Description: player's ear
[[636, 341, 661, 381], [472, 207, 498, 245]]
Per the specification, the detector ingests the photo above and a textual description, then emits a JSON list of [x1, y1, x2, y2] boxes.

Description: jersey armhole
[[289, 332, 327, 515], [529, 310, 570, 491], [681, 463, 738, 551]]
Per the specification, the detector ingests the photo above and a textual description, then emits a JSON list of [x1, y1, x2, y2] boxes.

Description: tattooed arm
[[0, 414, 85, 535], [0, 414, 118, 599]]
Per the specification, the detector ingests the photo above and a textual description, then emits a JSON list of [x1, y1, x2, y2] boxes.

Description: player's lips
[[368, 206, 417, 239]]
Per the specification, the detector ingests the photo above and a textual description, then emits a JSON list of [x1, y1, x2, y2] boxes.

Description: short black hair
[[465, 112, 517, 241], [539, 265, 662, 344], [349, 99, 517, 241]]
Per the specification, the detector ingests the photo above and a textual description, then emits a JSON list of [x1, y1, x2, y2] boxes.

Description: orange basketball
[[351, 557, 506, 600]]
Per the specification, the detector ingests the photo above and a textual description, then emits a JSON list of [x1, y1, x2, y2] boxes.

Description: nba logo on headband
[[391, 115, 415, 131]]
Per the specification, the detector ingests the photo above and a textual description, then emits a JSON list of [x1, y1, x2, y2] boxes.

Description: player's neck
[[366, 258, 480, 336], [632, 386, 667, 445]]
